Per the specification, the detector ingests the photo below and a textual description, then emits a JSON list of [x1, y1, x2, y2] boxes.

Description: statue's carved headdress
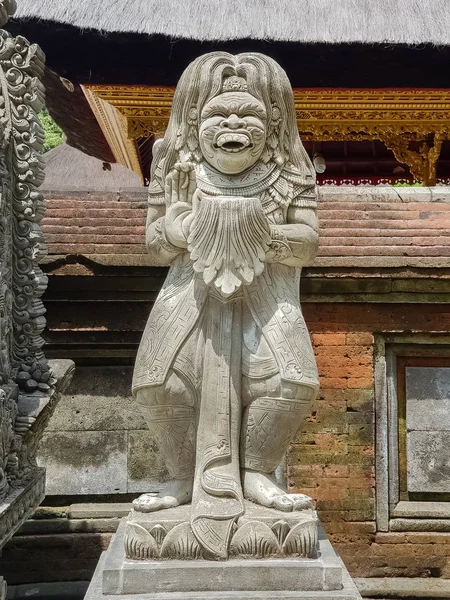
[[150, 52, 314, 187]]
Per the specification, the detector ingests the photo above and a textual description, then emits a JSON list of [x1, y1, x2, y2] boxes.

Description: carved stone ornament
[[0, 1, 16, 28], [124, 503, 318, 561], [131, 52, 320, 561], [0, 4, 74, 558]]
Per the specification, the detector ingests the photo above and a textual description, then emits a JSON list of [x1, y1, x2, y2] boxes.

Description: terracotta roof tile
[[40, 188, 450, 268]]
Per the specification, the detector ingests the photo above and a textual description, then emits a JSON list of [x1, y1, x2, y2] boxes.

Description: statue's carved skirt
[[132, 255, 319, 394], [132, 256, 319, 559]]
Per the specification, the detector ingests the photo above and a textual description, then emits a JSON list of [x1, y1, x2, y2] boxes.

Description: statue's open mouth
[[215, 132, 252, 153]]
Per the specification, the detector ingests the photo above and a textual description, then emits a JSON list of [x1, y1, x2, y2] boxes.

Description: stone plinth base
[[85, 516, 362, 600], [125, 502, 319, 560]]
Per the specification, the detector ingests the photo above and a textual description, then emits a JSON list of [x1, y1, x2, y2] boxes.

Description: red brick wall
[[287, 302, 450, 577], [4, 301, 450, 584]]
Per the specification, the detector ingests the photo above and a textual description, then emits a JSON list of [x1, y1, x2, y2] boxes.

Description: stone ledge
[[68, 503, 132, 519], [39, 253, 450, 270], [18, 517, 120, 535], [6, 581, 89, 600], [317, 186, 450, 204], [42, 186, 450, 205], [355, 577, 450, 598], [390, 519, 450, 532], [392, 501, 450, 519]]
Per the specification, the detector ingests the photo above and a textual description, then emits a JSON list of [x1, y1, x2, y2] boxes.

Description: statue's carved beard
[[187, 195, 271, 298]]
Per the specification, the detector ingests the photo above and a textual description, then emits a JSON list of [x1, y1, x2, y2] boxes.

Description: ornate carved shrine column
[[0, 2, 74, 595]]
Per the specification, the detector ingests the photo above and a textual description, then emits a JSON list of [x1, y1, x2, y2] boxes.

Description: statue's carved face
[[198, 91, 267, 174]]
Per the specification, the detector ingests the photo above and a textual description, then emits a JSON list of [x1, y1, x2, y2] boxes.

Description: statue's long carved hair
[[150, 52, 314, 191]]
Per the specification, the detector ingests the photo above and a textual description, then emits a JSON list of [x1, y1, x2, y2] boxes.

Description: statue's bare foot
[[243, 469, 313, 512], [133, 479, 193, 513]]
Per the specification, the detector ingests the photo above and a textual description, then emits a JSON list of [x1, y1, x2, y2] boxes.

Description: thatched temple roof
[[42, 144, 141, 191], [10, 1, 450, 178], [13, 0, 450, 45]]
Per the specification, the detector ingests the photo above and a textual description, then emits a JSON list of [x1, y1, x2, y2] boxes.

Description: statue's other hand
[[265, 225, 293, 263]]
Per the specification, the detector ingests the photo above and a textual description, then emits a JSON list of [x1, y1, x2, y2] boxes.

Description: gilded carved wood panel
[[83, 86, 450, 185]]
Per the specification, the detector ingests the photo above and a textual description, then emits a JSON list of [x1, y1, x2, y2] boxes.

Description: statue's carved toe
[[271, 493, 313, 512], [242, 469, 314, 513], [271, 494, 295, 512], [289, 493, 314, 511], [133, 493, 180, 512], [133, 480, 193, 513]]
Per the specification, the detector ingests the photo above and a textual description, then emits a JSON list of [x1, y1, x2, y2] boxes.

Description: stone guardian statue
[[132, 52, 320, 560]]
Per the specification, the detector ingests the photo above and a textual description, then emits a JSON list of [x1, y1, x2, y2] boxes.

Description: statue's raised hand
[[164, 162, 197, 248]]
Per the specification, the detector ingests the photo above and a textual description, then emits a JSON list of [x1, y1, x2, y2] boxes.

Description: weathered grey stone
[[407, 430, 450, 493], [107, 521, 331, 594], [356, 577, 450, 598], [109, 560, 331, 595], [10, 581, 89, 600], [38, 431, 127, 495], [36, 365, 168, 496], [373, 338, 390, 532], [33, 505, 69, 519], [68, 503, 132, 519], [317, 184, 450, 206], [317, 186, 399, 204], [313, 256, 450, 268], [0, 360, 74, 552], [430, 187, 450, 204], [18, 517, 120, 535], [45, 366, 147, 432], [392, 500, 450, 519], [406, 367, 450, 431], [376, 338, 450, 527], [0, 10, 80, 599], [82, 50, 360, 600], [390, 518, 450, 532], [127, 430, 168, 493]]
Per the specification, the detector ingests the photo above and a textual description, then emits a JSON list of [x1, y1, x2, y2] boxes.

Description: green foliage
[[39, 108, 64, 152]]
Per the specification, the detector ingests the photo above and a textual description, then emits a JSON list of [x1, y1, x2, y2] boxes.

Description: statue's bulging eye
[[203, 111, 228, 120], [239, 111, 266, 120]]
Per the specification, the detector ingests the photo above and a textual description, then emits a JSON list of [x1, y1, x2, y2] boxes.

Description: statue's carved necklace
[[196, 161, 281, 197]]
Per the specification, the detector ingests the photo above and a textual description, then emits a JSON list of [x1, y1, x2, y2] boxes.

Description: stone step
[[86, 547, 362, 600]]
